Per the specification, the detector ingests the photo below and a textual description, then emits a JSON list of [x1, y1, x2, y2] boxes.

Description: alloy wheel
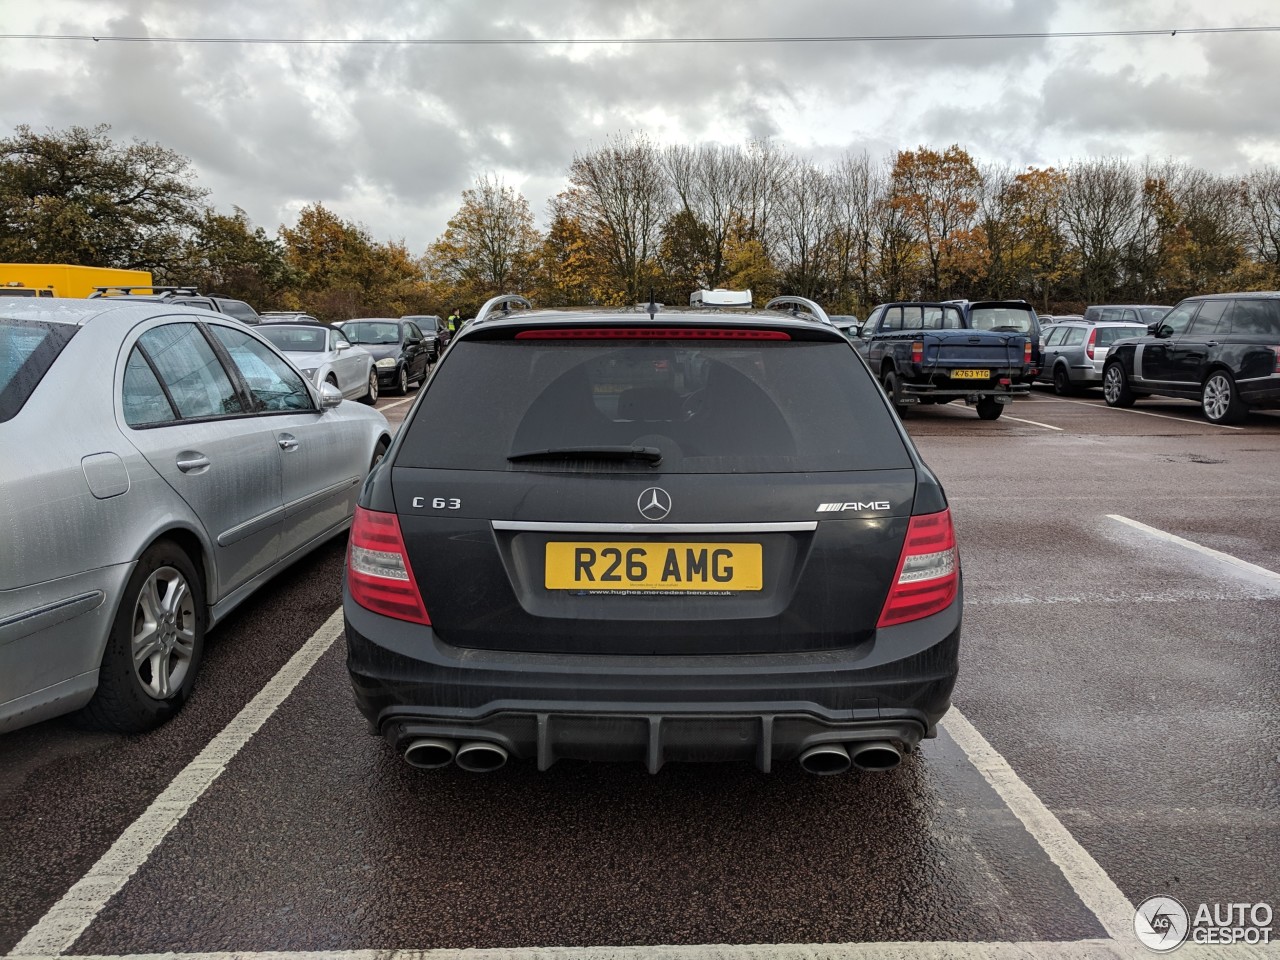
[[131, 566, 197, 700], [1104, 366, 1121, 404], [1203, 374, 1231, 421]]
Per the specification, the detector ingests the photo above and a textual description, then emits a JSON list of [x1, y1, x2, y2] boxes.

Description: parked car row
[[1032, 295, 1280, 423], [0, 299, 392, 734]]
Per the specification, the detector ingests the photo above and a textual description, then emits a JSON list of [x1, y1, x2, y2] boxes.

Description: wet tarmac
[[1, 385, 1276, 957]]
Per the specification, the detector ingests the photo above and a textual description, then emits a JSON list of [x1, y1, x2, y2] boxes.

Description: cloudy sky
[[2, 0, 1278, 251]]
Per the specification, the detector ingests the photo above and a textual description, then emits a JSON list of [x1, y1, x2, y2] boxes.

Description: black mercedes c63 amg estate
[[344, 294, 961, 775]]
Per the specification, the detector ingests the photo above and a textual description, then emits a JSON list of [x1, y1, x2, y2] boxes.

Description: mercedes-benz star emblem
[[637, 487, 672, 521]]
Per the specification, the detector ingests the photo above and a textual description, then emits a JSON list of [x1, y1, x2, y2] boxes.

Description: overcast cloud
[[2, 0, 1277, 251]]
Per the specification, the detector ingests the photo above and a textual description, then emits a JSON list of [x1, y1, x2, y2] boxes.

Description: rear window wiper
[[508, 445, 662, 464]]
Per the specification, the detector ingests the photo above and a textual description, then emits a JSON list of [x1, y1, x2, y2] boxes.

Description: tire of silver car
[[395, 366, 409, 395], [1202, 370, 1247, 425], [1053, 364, 1075, 397], [370, 438, 389, 472], [361, 368, 379, 405], [78, 541, 206, 733], [1102, 363, 1135, 408]]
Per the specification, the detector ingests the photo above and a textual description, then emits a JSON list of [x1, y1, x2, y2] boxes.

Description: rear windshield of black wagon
[[398, 338, 912, 473]]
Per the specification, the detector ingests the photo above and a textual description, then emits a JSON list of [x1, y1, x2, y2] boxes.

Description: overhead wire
[[0, 26, 1278, 45]]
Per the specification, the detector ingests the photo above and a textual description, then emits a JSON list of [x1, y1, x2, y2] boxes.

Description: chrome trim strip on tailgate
[[492, 521, 819, 534]]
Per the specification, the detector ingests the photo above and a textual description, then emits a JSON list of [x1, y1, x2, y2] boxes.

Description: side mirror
[[335, 341, 349, 352], [319, 381, 343, 409]]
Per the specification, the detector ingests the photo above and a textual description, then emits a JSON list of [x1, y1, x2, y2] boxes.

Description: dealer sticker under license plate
[[545, 542, 763, 591], [951, 369, 991, 380]]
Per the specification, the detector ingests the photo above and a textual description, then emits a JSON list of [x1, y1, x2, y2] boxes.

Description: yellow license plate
[[545, 542, 763, 591], [951, 369, 991, 380]]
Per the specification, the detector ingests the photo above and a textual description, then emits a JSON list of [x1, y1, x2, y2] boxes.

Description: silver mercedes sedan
[[0, 299, 392, 734]]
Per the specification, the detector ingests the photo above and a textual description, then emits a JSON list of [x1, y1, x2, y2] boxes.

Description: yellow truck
[[0, 264, 153, 299]]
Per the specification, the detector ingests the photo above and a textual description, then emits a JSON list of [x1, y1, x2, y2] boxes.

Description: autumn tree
[[278, 203, 424, 321], [0, 124, 207, 274], [775, 158, 837, 300], [564, 133, 670, 303], [828, 152, 881, 313], [183, 206, 289, 306], [890, 145, 984, 298], [425, 174, 540, 310], [536, 199, 615, 306], [1060, 158, 1141, 304], [662, 144, 749, 289]]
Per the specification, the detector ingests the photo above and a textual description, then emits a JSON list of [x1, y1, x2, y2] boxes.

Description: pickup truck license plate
[[951, 369, 991, 380], [545, 542, 763, 591]]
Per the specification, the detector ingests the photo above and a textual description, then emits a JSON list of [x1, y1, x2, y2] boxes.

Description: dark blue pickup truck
[[853, 300, 1040, 420]]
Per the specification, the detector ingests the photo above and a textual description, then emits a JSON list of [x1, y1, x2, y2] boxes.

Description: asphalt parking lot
[[1, 386, 1277, 960]]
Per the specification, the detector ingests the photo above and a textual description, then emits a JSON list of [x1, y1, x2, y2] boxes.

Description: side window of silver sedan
[[130, 323, 245, 423], [210, 326, 315, 413]]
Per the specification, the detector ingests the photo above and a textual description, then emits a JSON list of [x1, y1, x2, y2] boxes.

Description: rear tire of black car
[[1202, 370, 1247, 425], [394, 366, 409, 395], [78, 541, 206, 733], [881, 369, 909, 418], [361, 369, 379, 405], [975, 397, 1004, 420], [1053, 365, 1076, 397]]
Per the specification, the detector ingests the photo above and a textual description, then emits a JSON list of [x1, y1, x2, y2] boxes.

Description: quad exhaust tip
[[799, 740, 903, 775], [798, 742, 852, 776], [454, 740, 509, 773], [849, 741, 902, 772], [403, 738, 456, 770]]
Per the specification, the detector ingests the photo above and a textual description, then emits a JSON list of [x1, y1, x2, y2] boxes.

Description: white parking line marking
[[377, 396, 415, 411], [1002, 415, 1064, 431], [1029, 396, 1244, 429], [940, 708, 1134, 943], [9, 609, 346, 958], [1108, 515, 1280, 586]]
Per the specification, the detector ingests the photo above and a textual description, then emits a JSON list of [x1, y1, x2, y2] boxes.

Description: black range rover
[[1103, 292, 1280, 424], [344, 295, 961, 775]]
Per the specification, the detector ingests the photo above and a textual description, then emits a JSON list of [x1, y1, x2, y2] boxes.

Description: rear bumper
[[344, 588, 960, 771], [900, 382, 1030, 399]]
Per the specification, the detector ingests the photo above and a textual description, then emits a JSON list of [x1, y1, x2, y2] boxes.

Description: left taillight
[[347, 506, 431, 624], [877, 509, 959, 628], [1085, 329, 1098, 360]]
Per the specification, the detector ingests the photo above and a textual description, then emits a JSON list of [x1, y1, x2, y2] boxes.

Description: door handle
[[277, 435, 299, 451], [176, 455, 210, 473]]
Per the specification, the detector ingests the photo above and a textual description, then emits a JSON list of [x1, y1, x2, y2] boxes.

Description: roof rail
[[764, 296, 833, 326], [472, 294, 533, 325], [88, 285, 200, 298]]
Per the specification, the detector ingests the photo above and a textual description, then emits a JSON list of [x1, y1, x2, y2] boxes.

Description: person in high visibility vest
[[447, 309, 461, 333]]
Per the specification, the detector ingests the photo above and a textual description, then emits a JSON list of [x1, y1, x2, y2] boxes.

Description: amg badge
[[817, 501, 891, 513]]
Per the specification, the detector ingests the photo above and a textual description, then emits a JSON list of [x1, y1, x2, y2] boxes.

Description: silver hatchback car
[[0, 300, 391, 733], [1037, 318, 1149, 395]]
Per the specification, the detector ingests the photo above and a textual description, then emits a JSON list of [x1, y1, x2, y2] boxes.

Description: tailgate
[[393, 467, 917, 656]]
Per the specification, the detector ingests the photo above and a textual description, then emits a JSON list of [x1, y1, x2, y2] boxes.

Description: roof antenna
[[647, 288, 658, 321]]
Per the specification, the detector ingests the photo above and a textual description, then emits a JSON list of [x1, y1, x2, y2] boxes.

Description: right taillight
[[877, 509, 959, 628], [1271, 347, 1280, 374], [347, 506, 431, 624]]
